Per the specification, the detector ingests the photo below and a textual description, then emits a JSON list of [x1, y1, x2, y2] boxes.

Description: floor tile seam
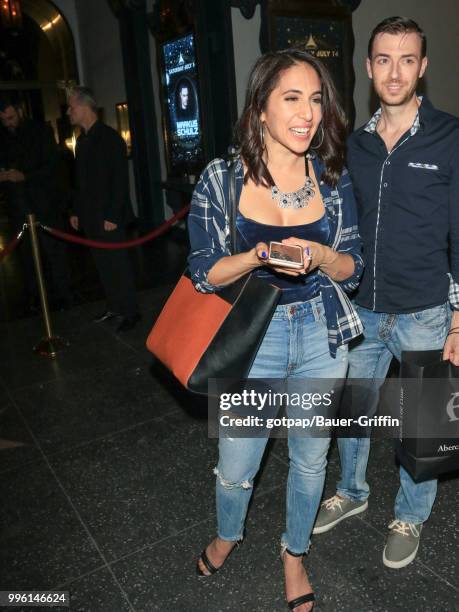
[[2, 352, 147, 394], [0, 409, 182, 478], [164, 411, 209, 433], [253, 482, 285, 499], [51, 561, 112, 591], [52, 516, 217, 593], [96, 321, 142, 354], [94, 320, 142, 352], [53, 485, 287, 585], [269, 450, 289, 467], [53, 563, 137, 612], [354, 513, 459, 593], [45, 408, 183, 455], [6, 391, 137, 611]]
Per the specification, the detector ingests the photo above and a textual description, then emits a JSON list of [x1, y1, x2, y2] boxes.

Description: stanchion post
[[27, 213, 69, 357]]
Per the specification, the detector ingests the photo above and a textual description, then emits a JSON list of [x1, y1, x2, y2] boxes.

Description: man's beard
[[376, 78, 419, 107]]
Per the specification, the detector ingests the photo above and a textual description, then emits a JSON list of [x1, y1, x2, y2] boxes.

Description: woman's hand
[[256, 240, 312, 277], [282, 238, 337, 273], [207, 244, 268, 286], [281, 237, 354, 281]]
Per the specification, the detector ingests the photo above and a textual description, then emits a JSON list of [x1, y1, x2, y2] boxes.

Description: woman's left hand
[[281, 237, 337, 274]]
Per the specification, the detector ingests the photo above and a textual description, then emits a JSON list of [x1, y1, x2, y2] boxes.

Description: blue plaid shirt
[[188, 156, 364, 357]]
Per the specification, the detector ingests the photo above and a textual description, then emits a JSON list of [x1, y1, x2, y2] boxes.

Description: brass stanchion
[[27, 213, 69, 357]]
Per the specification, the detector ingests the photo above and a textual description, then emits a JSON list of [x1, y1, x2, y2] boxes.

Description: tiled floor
[[0, 217, 458, 611]]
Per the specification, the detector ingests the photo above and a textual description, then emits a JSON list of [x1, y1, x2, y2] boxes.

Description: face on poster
[[162, 33, 203, 169]]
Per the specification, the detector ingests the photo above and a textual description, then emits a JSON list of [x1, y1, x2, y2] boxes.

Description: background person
[[67, 86, 140, 333], [0, 96, 72, 315], [188, 49, 363, 611]]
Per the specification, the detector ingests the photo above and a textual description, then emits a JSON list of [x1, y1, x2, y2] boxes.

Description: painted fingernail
[[261, 251, 267, 258]]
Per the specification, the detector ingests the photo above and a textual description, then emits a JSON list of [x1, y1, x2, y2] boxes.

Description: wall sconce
[[65, 131, 77, 157], [115, 102, 132, 156], [0, 0, 22, 29]]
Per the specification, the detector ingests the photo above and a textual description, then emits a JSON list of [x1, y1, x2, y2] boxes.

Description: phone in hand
[[267, 241, 304, 269]]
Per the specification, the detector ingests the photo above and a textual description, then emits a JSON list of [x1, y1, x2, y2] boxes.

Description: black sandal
[[196, 541, 239, 577], [281, 547, 315, 611], [196, 548, 220, 576], [287, 593, 315, 611]]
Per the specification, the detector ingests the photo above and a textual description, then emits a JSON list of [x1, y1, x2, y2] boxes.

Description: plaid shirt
[[188, 156, 364, 357]]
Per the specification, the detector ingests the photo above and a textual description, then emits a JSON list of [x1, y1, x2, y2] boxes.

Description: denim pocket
[[411, 303, 448, 328]]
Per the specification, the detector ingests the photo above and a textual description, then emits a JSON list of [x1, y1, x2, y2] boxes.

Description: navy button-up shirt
[[347, 97, 459, 313]]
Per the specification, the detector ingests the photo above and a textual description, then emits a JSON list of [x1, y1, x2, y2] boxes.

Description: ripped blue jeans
[[214, 297, 348, 554]]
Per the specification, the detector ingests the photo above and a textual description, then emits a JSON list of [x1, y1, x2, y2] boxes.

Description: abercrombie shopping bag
[[396, 350, 459, 482]]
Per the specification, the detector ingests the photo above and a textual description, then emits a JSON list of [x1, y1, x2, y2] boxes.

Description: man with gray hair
[[67, 86, 139, 332]]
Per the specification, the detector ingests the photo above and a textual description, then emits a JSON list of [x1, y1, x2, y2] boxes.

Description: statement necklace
[[271, 156, 315, 209]]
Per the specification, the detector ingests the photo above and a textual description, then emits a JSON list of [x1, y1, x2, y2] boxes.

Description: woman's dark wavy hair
[[234, 49, 347, 188]]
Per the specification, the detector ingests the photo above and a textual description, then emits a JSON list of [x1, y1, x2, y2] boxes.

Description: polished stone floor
[[0, 216, 458, 612]]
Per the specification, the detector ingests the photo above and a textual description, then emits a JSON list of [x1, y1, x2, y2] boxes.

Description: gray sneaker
[[312, 494, 368, 534], [383, 520, 423, 569]]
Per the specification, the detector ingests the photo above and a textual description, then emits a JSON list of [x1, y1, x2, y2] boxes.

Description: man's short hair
[[0, 94, 18, 113], [368, 16, 427, 59], [67, 85, 98, 112]]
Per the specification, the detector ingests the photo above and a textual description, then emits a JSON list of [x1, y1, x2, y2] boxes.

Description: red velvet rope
[[0, 228, 25, 262], [41, 204, 190, 249]]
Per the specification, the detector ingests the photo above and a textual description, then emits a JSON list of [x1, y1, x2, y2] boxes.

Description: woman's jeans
[[337, 303, 450, 524], [215, 296, 348, 554]]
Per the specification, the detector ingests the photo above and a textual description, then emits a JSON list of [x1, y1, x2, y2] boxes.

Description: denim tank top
[[236, 211, 330, 305]]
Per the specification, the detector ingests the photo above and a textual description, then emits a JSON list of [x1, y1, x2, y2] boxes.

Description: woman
[[188, 49, 363, 611]]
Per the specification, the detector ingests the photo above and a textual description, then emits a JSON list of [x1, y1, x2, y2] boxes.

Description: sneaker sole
[[382, 541, 419, 569], [312, 500, 369, 534]]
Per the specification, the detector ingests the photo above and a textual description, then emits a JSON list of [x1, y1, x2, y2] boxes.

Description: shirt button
[[383, 182, 388, 187]]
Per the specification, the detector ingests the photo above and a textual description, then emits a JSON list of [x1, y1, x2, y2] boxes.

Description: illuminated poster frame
[[263, 1, 356, 127], [158, 31, 205, 176]]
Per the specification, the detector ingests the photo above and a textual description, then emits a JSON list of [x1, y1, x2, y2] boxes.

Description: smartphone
[[267, 241, 304, 269]]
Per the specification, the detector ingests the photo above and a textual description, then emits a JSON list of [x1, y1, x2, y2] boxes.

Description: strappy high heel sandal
[[196, 540, 240, 577], [281, 546, 315, 611]]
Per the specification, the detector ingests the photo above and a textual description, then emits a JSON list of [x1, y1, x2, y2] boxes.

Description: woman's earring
[[260, 123, 265, 148], [311, 124, 324, 150]]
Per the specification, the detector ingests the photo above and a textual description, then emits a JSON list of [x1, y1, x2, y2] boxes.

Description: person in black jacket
[[67, 86, 139, 332], [0, 97, 72, 314]]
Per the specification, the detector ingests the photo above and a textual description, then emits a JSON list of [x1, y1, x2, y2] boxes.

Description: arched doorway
[[0, 0, 78, 143]]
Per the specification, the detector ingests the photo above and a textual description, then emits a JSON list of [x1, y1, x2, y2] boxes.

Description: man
[[175, 80, 194, 120], [313, 17, 459, 568], [179, 84, 189, 111], [67, 86, 139, 332], [0, 97, 72, 314]]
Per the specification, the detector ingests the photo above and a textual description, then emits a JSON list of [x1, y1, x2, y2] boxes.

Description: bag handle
[[228, 160, 238, 255]]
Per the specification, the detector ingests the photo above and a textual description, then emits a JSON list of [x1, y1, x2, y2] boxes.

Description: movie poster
[[162, 33, 203, 171], [272, 15, 354, 122]]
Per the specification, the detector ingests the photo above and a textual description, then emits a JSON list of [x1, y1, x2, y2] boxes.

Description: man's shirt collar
[[364, 96, 423, 136]]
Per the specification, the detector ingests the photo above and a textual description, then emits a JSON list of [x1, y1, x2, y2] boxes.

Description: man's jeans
[[216, 296, 348, 554], [337, 302, 451, 524]]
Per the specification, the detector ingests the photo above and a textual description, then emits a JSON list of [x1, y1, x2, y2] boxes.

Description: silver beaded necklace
[[271, 156, 315, 209]]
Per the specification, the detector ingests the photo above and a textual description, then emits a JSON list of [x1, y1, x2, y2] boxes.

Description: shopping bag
[[396, 350, 459, 482]]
